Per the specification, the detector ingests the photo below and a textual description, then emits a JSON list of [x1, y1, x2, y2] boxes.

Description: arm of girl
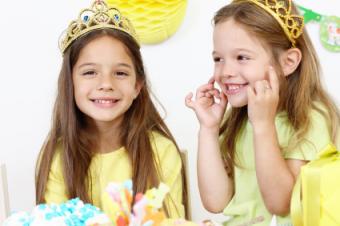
[[247, 67, 307, 216], [185, 78, 233, 213]]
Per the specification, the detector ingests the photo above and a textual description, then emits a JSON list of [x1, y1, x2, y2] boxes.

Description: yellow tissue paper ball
[[106, 0, 187, 44]]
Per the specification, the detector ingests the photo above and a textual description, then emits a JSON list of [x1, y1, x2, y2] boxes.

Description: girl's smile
[[224, 83, 249, 95], [91, 97, 120, 108]]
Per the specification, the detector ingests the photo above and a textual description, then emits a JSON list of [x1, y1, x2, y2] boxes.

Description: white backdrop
[[0, 0, 339, 222]]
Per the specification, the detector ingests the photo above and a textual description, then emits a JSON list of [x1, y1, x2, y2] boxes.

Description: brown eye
[[82, 70, 96, 76], [116, 71, 128, 77], [213, 57, 223, 63], [237, 55, 250, 61]]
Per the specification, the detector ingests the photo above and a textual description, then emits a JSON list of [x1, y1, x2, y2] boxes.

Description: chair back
[[180, 150, 192, 220], [0, 163, 10, 224]]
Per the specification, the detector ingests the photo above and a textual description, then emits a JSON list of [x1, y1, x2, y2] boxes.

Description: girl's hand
[[247, 67, 279, 129], [185, 77, 228, 130]]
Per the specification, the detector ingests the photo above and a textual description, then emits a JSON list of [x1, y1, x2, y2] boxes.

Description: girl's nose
[[215, 61, 236, 80], [97, 73, 114, 91], [221, 62, 237, 78]]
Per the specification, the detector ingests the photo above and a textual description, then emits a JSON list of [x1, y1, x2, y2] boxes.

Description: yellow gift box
[[291, 143, 340, 226]]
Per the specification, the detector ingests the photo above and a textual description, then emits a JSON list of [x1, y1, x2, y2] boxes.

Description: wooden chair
[[0, 163, 10, 224], [180, 150, 192, 220]]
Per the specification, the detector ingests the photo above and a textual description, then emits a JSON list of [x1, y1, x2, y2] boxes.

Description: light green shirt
[[45, 132, 185, 219], [223, 107, 332, 226]]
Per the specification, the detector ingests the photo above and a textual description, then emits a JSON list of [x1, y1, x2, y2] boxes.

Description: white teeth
[[94, 99, 114, 104], [227, 85, 243, 90]]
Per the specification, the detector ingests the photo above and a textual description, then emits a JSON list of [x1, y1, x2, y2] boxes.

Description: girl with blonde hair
[[186, 0, 340, 225]]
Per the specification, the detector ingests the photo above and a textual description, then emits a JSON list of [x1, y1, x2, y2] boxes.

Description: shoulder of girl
[[306, 105, 332, 146], [50, 142, 64, 168], [309, 103, 331, 125], [150, 131, 178, 155]]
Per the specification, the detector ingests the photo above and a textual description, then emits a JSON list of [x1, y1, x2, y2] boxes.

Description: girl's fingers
[[197, 83, 215, 98], [185, 92, 194, 109], [254, 80, 266, 95], [247, 85, 255, 100], [253, 79, 273, 95], [262, 80, 271, 93], [208, 76, 215, 84], [205, 92, 214, 98], [220, 91, 228, 107], [197, 83, 214, 93], [207, 89, 220, 98], [262, 80, 270, 89]]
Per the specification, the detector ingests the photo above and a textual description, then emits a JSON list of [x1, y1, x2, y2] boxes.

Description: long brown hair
[[35, 29, 189, 218], [215, 0, 340, 178]]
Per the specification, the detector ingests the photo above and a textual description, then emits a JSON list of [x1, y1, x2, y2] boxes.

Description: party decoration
[[236, 0, 304, 47], [320, 16, 340, 52], [3, 180, 223, 226], [291, 143, 340, 226], [3, 198, 111, 226], [106, 0, 187, 44], [104, 180, 169, 226], [298, 5, 340, 52], [59, 0, 138, 53], [298, 6, 322, 23]]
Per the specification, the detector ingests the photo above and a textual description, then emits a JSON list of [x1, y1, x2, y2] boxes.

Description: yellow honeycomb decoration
[[106, 0, 187, 44]]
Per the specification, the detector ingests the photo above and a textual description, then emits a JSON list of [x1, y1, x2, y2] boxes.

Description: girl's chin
[[227, 99, 248, 108], [230, 103, 247, 108]]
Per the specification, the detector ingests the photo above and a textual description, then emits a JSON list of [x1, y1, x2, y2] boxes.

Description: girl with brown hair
[[185, 0, 339, 225], [35, 0, 188, 220]]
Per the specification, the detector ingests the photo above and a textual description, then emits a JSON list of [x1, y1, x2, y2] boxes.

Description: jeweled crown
[[234, 0, 304, 47], [59, 0, 139, 53]]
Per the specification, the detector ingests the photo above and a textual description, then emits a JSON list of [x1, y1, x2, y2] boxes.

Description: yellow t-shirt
[[222, 107, 332, 226], [44, 132, 185, 219]]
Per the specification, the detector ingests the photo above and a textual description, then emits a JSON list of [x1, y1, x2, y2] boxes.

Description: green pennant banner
[[320, 16, 340, 52], [298, 6, 340, 52]]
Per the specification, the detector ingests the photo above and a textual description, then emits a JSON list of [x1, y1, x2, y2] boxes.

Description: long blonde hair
[[215, 0, 340, 178], [35, 29, 189, 218]]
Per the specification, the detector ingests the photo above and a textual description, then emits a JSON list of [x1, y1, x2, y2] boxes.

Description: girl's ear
[[134, 81, 143, 99], [279, 48, 302, 77]]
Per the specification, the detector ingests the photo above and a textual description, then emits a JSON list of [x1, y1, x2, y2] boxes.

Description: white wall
[[0, 0, 339, 222]]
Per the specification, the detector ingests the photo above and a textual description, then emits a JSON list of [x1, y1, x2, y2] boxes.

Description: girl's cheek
[[213, 71, 222, 82]]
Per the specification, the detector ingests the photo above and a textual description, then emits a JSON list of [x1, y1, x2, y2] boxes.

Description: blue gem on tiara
[[114, 14, 120, 21], [83, 15, 89, 22]]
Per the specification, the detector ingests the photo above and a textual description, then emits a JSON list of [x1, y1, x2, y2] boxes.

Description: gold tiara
[[233, 0, 304, 47], [59, 0, 139, 53]]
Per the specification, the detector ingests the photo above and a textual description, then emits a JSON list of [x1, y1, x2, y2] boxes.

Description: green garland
[[298, 5, 340, 52], [298, 6, 322, 23]]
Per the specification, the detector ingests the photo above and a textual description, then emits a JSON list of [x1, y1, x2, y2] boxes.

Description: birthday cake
[[3, 180, 202, 226], [2, 198, 111, 226]]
